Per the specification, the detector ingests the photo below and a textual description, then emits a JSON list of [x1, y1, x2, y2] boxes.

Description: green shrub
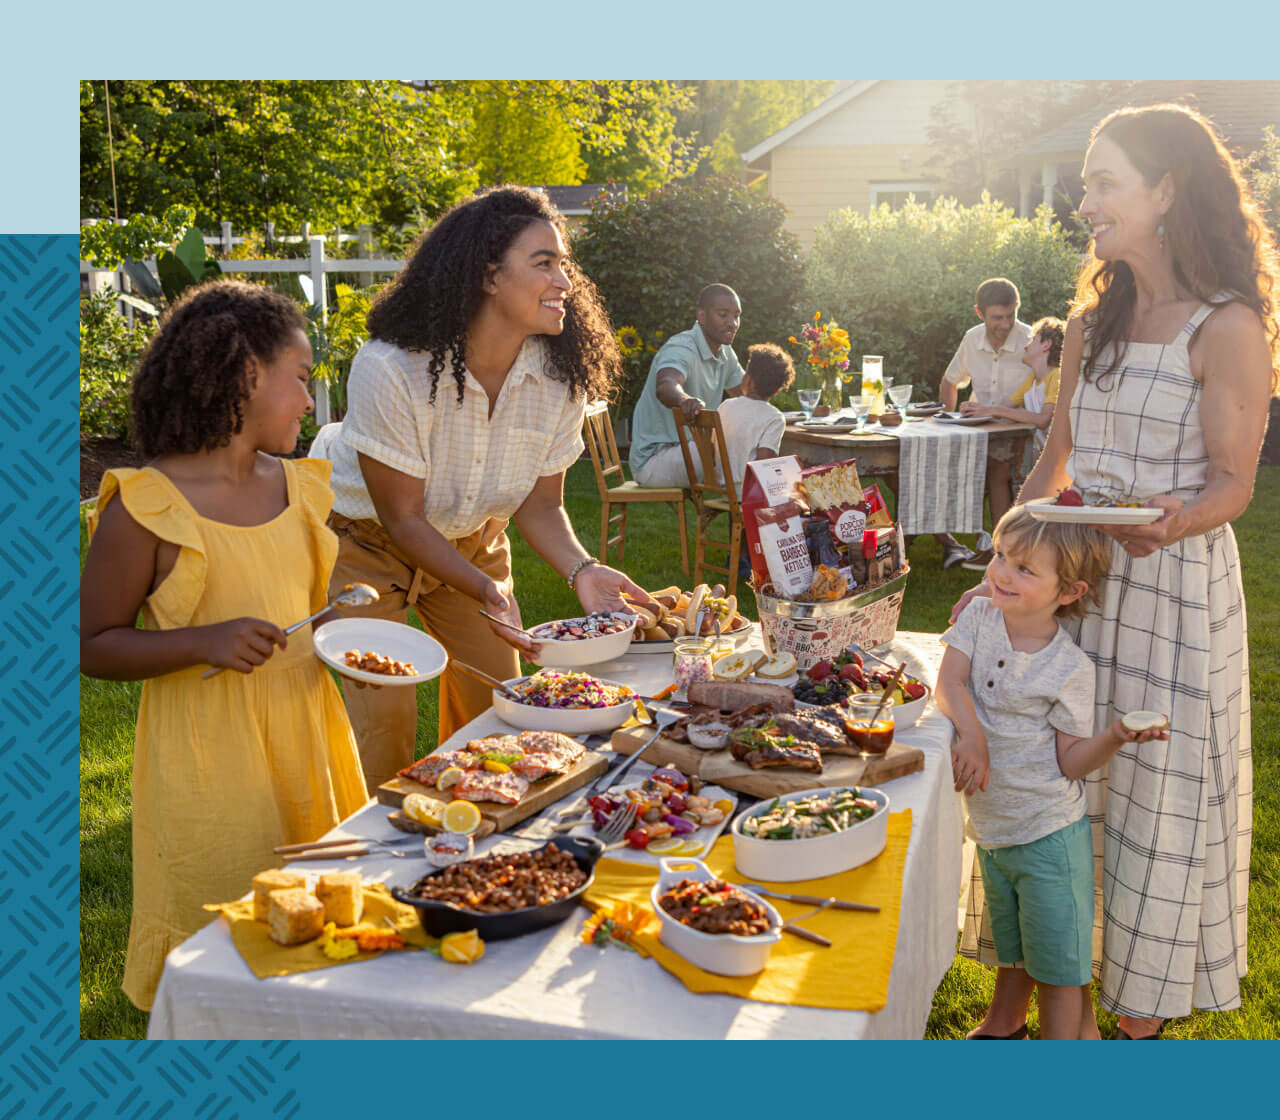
[[804, 196, 1081, 400], [80, 292, 154, 442], [572, 176, 805, 416]]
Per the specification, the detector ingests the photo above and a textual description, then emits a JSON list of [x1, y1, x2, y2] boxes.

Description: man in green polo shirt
[[629, 284, 745, 487]]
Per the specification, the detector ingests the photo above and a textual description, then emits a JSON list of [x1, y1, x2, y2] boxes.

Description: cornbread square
[[252, 868, 308, 922], [268, 888, 325, 946], [315, 872, 363, 927]]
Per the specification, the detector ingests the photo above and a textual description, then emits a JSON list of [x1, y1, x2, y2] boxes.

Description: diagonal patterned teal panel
[[0, 234, 360, 1115]]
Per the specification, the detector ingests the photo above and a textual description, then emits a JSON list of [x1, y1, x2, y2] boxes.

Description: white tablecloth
[[148, 631, 963, 1040]]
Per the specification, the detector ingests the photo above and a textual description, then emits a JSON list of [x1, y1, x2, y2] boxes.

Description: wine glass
[[850, 395, 872, 431], [798, 388, 820, 421], [889, 383, 913, 411]]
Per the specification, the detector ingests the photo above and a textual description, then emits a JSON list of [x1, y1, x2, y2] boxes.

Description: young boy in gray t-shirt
[[938, 506, 1169, 1040]]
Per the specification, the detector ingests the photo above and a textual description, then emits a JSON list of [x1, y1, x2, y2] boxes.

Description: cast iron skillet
[[392, 834, 606, 940]]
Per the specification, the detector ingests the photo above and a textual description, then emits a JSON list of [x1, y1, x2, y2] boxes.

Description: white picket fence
[[81, 226, 404, 425]]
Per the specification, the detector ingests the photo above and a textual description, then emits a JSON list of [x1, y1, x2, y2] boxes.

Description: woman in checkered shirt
[[321, 186, 654, 789], [952, 104, 1279, 1039]]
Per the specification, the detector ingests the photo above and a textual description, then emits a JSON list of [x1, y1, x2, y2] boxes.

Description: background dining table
[[147, 630, 967, 1040], [781, 416, 1036, 534]]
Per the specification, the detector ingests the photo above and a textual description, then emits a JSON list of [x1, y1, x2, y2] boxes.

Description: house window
[[870, 181, 938, 211]]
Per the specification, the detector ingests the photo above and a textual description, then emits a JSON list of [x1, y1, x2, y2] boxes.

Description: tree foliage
[[804, 196, 1081, 400], [675, 81, 836, 177], [80, 80, 476, 233], [572, 176, 805, 414]]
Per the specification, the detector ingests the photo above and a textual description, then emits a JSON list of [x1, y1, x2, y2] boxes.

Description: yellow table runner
[[584, 810, 912, 1012], [204, 882, 434, 979]]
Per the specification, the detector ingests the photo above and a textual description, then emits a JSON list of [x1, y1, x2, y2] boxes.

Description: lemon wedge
[[402, 792, 445, 827], [483, 760, 511, 773], [442, 799, 482, 836], [435, 766, 465, 792]]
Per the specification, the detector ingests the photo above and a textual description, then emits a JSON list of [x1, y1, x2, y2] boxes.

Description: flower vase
[[821, 376, 843, 413]]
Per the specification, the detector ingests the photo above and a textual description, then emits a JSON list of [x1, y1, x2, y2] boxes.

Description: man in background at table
[[628, 284, 744, 487], [939, 277, 1034, 571]]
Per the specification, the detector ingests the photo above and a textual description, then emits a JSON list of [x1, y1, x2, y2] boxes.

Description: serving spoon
[[201, 582, 379, 679]]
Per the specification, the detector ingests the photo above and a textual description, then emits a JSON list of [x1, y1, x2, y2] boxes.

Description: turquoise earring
[[1157, 223, 1166, 250]]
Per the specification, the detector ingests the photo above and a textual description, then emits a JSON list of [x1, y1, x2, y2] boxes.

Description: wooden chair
[[582, 401, 689, 574], [673, 408, 745, 596]]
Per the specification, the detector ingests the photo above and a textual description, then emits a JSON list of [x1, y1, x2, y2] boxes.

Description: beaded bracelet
[[566, 556, 601, 591]]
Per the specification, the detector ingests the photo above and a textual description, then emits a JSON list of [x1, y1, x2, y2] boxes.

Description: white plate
[[1024, 497, 1164, 525], [569, 782, 737, 863], [492, 677, 637, 733], [313, 618, 448, 686], [931, 413, 993, 426], [798, 421, 859, 433]]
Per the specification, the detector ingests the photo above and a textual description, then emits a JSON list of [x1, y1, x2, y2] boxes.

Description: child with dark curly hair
[[81, 279, 367, 1011]]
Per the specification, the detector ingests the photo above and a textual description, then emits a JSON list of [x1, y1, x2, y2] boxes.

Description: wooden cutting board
[[375, 748, 609, 833], [608, 725, 924, 799]]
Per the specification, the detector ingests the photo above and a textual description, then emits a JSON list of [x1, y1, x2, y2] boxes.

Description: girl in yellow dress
[[81, 280, 368, 1011]]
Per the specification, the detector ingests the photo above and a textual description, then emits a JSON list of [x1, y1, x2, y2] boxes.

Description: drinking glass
[[889, 383, 913, 410], [850, 395, 872, 431], [842, 694, 895, 758], [798, 388, 820, 420]]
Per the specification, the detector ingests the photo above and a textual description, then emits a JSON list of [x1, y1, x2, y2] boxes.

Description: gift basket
[[741, 457, 908, 670]]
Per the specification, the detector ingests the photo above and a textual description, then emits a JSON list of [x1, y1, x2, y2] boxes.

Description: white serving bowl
[[492, 677, 637, 734], [891, 684, 930, 729], [651, 858, 782, 976], [527, 612, 638, 669], [730, 786, 890, 883], [313, 618, 448, 686]]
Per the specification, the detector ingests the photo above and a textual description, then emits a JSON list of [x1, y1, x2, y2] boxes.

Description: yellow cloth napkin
[[584, 810, 912, 1012], [204, 882, 434, 979]]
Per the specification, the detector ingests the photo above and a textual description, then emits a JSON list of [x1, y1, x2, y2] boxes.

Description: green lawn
[[80, 460, 1280, 1039]]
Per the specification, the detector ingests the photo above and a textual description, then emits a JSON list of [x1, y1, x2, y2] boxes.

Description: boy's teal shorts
[[975, 815, 1094, 987]]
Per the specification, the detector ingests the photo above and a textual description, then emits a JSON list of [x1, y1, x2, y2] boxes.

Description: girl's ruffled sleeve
[[289, 458, 340, 615], [93, 469, 207, 629]]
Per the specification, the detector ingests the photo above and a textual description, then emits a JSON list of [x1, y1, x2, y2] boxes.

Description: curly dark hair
[[1030, 316, 1067, 368], [365, 185, 622, 405], [1075, 103, 1280, 391], [130, 279, 307, 458], [745, 342, 795, 398]]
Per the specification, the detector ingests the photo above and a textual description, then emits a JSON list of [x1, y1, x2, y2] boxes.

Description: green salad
[[741, 788, 879, 840]]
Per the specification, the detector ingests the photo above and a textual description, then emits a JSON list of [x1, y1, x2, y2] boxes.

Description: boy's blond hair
[[992, 505, 1111, 619]]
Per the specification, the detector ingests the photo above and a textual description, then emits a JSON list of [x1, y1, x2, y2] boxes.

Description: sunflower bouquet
[[789, 312, 852, 411]]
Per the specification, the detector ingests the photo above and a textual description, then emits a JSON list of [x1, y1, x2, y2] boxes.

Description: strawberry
[[838, 663, 863, 682], [808, 659, 834, 680], [1057, 487, 1084, 507]]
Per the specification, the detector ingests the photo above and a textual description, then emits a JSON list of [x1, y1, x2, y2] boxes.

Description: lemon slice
[[435, 766, 465, 792], [402, 793, 445, 827], [712, 652, 754, 681], [442, 800, 482, 835], [675, 840, 706, 855], [645, 836, 685, 855], [483, 760, 511, 773]]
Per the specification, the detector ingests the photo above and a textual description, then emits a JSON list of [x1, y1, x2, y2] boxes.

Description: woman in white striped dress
[[952, 103, 1279, 1039]]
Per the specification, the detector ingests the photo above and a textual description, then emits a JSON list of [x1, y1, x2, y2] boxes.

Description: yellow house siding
[[794, 80, 952, 147], [770, 143, 937, 247]]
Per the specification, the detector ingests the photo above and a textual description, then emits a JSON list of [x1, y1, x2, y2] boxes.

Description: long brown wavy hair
[[1073, 103, 1280, 392], [366, 185, 621, 405]]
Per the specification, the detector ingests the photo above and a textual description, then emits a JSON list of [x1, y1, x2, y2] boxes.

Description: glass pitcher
[[860, 356, 885, 416]]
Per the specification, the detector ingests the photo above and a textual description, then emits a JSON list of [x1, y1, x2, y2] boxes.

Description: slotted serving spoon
[[202, 582, 379, 679]]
